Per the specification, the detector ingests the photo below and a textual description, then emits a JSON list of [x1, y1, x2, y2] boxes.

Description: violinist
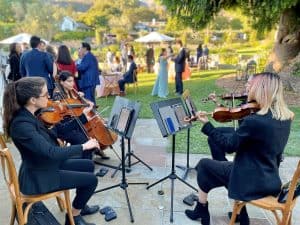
[[205, 75, 253, 161], [185, 72, 294, 225], [3, 77, 101, 225], [52, 71, 109, 160]]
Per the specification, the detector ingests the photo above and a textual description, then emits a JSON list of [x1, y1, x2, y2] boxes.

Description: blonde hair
[[248, 72, 294, 121]]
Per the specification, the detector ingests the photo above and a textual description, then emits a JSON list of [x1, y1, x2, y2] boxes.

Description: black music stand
[[94, 97, 148, 223], [175, 128, 194, 180], [147, 98, 197, 223], [175, 90, 198, 179], [111, 137, 153, 178]]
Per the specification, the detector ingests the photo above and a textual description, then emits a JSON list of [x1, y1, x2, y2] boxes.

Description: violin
[[71, 89, 118, 150], [38, 98, 90, 124], [186, 102, 260, 123]]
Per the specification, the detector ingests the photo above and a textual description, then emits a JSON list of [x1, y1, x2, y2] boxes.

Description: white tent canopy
[[135, 32, 175, 43], [0, 33, 48, 44]]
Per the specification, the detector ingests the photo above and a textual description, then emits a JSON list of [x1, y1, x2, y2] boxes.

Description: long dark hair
[[54, 71, 73, 99], [9, 43, 19, 57], [56, 45, 73, 65], [3, 77, 46, 137]]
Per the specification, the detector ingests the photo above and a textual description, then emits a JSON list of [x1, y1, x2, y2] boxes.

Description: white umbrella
[[135, 32, 175, 43], [0, 33, 48, 44]]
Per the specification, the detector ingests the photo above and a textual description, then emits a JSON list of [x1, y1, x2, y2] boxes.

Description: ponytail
[[2, 77, 46, 137], [3, 82, 20, 137]]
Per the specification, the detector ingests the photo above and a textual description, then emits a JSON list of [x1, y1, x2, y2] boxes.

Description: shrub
[[0, 22, 15, 40], [291, 62, 300, 77], [53, 31, 94, 41]]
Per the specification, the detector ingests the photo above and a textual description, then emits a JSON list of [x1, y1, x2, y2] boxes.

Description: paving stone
[[0, 119, 299, 225]]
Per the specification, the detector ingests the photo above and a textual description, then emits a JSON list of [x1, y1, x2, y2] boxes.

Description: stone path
[[0, 119, 299, 225]]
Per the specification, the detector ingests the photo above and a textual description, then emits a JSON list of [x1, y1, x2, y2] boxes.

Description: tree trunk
[[266, 6, 300, 72]]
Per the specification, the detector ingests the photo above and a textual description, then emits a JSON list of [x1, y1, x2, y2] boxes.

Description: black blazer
[[8, 53, 21, 81], [174, 48, 186, 73], [10, 108, 82, 195], [201, 111, 291, 201], [20, 49, 54, 90]]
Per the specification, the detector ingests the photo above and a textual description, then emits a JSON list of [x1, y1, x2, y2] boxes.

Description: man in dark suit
[[145, 44, 154, 73], [76, 42, 100, 105], [172, 40, 186, 95], [20, 36, 54, 97], [118, 55, 137, 96]]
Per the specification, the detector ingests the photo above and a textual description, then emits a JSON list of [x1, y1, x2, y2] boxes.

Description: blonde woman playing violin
[[185, 72, 294, 225]]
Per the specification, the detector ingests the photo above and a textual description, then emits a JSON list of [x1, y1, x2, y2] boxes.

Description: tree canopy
[[79, 0, 159, 32], [161, 0, 300, 33]]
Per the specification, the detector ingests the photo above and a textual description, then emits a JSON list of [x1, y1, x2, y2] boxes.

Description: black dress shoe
[[65, 214, 95, 225], [185, 201, 210, 225], [80, 205, 100, 216]]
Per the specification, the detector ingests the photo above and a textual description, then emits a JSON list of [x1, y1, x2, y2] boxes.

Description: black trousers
[[196, 158, 233, 193], [118, 76, 131, 92], [146, 63, 153, 73], [175, 72, 183, 94], [208, 127, 235, 161], [57, 159, 97, 210]]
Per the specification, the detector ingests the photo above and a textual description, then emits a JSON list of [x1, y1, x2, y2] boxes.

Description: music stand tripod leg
[[127, 138, 153, 171], [111, 138, 153, 178], [147, 135, 197, 223], [94, 137, 148, 223], [176, 128, 194, 180]]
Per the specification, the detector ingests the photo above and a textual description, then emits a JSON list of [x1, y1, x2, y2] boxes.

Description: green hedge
[[53, 31, 94, 41], [0, 22, 16, 40]]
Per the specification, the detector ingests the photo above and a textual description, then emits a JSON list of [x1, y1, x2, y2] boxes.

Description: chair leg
[[15, 201, 25, 225], [64, 190, 75, 225], [288, 214, 292, 225], [229, 202, 239, 225], [271, 210, 281, 225], [229, 201, 246, 225], [23, 202, 34, 224], [280, 210, 291, 225], [56, 195, 66, 212], [9, 202, 16, 225]]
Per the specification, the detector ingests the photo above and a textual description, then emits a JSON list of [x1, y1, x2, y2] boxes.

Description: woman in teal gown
[[152, 48, 169, 98]]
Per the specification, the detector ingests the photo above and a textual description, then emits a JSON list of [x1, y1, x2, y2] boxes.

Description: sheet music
[[183, 90, 197, 116], [116, 107, 132, 134], [158, 106, 180, 134], [173, 104, 189, 128]]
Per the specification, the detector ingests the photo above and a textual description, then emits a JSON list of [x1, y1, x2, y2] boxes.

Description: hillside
[[50, 0, 92, 12]]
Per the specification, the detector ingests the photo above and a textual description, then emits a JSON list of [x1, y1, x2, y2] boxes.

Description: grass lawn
[[96, 70, 300, 156]]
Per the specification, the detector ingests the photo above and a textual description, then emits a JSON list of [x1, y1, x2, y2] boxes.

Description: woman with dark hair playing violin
[[52, 71, 110, 160], [2, 77, 101, 225], [185, 72, 294, 225]]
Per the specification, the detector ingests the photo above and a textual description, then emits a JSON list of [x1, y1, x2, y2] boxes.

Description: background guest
[[8, 43, 22, 81], [76, 42, 100, 105], [56, 45, 78, 89], [118, 55, 137, 96], [152, 48, 169, 98], [20, 35, 54, 97]]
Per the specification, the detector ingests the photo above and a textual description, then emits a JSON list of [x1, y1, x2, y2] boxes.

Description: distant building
[[134, 20, 166, 32], [60, 16, 90, 31], [61, 16, 78, 31]]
